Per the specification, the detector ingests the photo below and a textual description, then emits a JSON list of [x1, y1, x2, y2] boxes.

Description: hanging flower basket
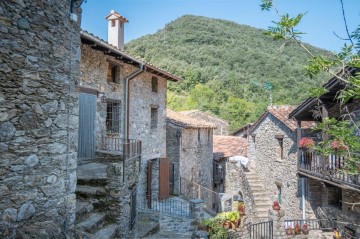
[[299, 137, 315, 149]]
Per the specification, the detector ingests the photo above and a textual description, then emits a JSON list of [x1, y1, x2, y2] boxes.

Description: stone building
[[77, 11, 180, 237], [0, 0, 82, 238], [166, 110, 215, 208], [289, 67, 360, 237], [246, 106, 315, 220], [0, 4, 180, 238], [213, 135, 247, 195], [231, 123, 253, 137], [180, 110, 229, 135]]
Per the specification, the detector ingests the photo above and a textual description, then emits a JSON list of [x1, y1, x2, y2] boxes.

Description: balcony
[[298, 149, 360, 191]]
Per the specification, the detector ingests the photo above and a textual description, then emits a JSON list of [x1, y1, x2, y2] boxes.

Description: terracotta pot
[[223, 221, 231, 229], [286, 228, 293, 235], [302, 228, 309, 235]]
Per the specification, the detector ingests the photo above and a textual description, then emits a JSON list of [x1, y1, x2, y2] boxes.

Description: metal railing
[[299, 149, 360, 188], [180, 177, 220, 212], [284, 219, 336, 231], [99, 135, 142, 181], [138, 196, 191, 218], [249, 220, 273, 239]]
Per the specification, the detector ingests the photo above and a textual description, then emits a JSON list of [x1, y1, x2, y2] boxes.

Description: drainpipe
[[302, 178, 305, 220], [124, 63, 145, 141]]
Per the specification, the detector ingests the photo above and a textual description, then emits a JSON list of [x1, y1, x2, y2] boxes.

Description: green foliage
[[266, 13, 306, 40], [305, 56, 336, 79], [260, 0, 273, 11], [126, 15, 333, 130]]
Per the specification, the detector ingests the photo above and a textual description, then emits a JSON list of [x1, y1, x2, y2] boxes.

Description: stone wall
[[182, 111, 228, 135], [248, 114, 306, 219], [79, 43, 168, 198], [166, 125, 181, 195], [0, 1, 81, 238]]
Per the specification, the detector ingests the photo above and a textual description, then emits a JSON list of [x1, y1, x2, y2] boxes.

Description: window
[[151, 76, 158, 93], [275, 135, 284, 160], [150, 107, 158, 129], [111, 19, 115, 27], [108, 63, 119, 83], [277, 185, 282, 204], [106, 100, 120, 134]]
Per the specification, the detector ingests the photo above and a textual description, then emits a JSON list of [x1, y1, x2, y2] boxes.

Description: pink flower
[[299, 137, 315, 148], [331, 140, 348, 151]]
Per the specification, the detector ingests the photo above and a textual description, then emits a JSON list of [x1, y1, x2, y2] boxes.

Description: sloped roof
[[249, 105, 314, 134], [105, 10, 129, 22], [167, 109, 216, 129], [80, 30, 181, 82], [180, 110, 229, 125], [213, 136, 247, 160]]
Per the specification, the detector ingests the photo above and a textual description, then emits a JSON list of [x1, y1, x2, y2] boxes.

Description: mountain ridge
[[125, 14, 333, 131]]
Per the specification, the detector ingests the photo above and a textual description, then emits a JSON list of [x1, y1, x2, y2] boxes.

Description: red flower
[[299, 137, 315, 148], [331, 140, 348, 151]]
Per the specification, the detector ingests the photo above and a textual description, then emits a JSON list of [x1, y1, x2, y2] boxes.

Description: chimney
[[105, 10, 128, 51]]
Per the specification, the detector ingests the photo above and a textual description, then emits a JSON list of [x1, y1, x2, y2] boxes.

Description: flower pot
[[302, 228, 309, 235], [223, 221, 231, 229], [286, 228, 293, 235]]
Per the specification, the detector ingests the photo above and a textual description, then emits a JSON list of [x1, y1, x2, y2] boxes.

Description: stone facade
[[0, 1, 81, 238], [247, 109, 308, 220], [166, 123, 214, 197]]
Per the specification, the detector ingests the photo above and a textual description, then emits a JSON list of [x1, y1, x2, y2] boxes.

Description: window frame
[[107, 62, 120, 84], [106, 99, 121, 134], [151, 76, 158, 93], [150, 106, 158, 129]]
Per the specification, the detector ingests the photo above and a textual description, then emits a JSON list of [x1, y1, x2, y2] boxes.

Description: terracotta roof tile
[[180, 110, 229, 125], [213, 136, 247, 160], [167, 109, 217, 129]]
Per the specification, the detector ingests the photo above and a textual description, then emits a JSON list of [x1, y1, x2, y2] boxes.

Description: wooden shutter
[[147, 160, 152, 208], [158, 157, 170, 200]]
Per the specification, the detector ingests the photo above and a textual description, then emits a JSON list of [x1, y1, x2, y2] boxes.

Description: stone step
[[76, 185, 107, 198], [76, 213, 106, 233], [254, 201, 272, 207], [247, 179, 262, 184], [93, 224, 117, 239], [252, 192, 268, 197], [138, 220, 160, 238], [77, 162, 109, 186], [76, 201, 94, 219], [248, 183, 264, 188]]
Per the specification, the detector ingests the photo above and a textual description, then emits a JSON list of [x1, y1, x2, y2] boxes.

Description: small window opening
[[151, 77, 158, 93], [108, 64, 119, 83], [277, 185, 282, 204], [111, 19, 116, 27], [106, 100, 120, 134], [198, 129, 201, 144], [150, 107, 158, 129], [275, 135, 284, 160]]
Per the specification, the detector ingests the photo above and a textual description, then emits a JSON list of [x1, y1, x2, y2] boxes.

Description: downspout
[[124, 63, 145, 141], [302, 178, 306, 220]]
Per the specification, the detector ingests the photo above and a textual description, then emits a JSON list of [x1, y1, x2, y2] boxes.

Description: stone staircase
[[245, 171, 273, 219], [75, 162, 118, 239]]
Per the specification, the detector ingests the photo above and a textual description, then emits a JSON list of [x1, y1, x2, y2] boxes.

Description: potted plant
[[272, 201, 280, 211], [331, 140, 348, 151], [228, 211, 241, 229], [294, 223, 301, 235], [238, 202, 245, 215], [299, 137, 315, 149], [302, 223, 309, 235], [285, 225, 293, 235]]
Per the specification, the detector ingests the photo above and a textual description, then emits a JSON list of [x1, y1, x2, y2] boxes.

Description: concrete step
[[252, 192, 268, 197], [76, 201, 94, 219], [76, 213, 106, 233], [76, 185, 107, 198], [93, 224, 117, 239], [77, 162, 108, 186], [254, 201, 272, 207]]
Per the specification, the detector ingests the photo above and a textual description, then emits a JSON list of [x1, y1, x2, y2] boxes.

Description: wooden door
[[158, 157, 170, 200], [78, 93, 96, 160]]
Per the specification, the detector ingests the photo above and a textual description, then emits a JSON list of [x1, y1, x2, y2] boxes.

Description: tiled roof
[[80, 30, 181, 82], [105, 10, 129, 22], [180, 110, 229, 125], [167, 109, 217, 129], [249, 105, 314, 133], [213, 136, 247, 160]]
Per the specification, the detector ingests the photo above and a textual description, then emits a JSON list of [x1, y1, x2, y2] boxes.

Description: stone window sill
[[275, 159, 285, 163]]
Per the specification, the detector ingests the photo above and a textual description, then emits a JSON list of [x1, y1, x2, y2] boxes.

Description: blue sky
[[81, 0, 360, 51]]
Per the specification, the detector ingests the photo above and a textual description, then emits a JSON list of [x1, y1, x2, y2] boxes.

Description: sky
[[81, 0, 360, 52]]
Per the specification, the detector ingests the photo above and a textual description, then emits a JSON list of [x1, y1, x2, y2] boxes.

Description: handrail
[[138, 196, 191, 218]]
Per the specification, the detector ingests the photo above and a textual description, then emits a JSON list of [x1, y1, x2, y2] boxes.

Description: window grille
[[150, 107, 158, 129], [106, 100, 120, 134]]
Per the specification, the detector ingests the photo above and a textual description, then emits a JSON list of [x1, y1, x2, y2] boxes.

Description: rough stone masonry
[[0, 0, 81, 238]]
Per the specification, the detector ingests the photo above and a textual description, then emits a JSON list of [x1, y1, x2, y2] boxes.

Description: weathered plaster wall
[[0, 1, 81, 237], [248, 114, 305, 219]]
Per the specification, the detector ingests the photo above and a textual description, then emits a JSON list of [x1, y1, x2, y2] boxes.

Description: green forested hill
[[125, 15, 334, 132]]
